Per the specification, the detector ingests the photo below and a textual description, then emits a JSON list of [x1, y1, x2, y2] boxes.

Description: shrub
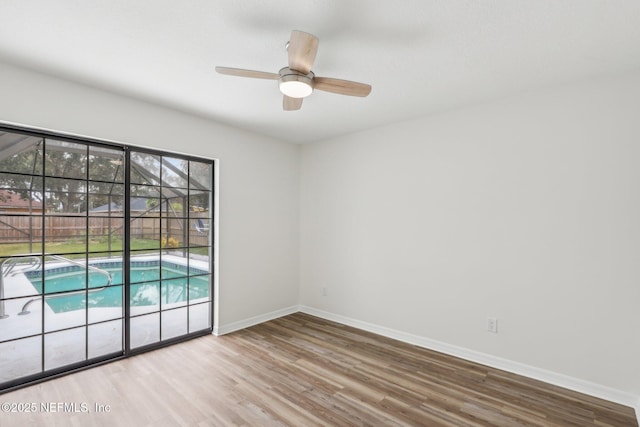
[[161, 237, 180, 248]]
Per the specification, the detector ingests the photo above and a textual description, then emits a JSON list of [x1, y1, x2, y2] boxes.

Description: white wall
[[0, 61, 300, 329], [300, 72, 640, 400]]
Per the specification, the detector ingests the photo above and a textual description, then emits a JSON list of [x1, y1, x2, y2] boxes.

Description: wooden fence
[[0, 214, 209, 247]]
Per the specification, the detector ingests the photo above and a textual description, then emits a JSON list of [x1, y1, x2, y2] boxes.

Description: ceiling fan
[[215, 30, 372, 111]]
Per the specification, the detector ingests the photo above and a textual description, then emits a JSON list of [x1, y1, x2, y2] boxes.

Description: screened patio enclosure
[[0, 127, 214, 390]]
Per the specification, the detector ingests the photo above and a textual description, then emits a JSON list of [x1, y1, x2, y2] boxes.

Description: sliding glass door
[[0, 127, 213, 390], [127, 149, 212, 350]]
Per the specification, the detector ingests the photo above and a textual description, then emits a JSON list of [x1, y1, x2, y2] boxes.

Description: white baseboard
[[213, 305, 299, 336], [299, 305, 640, 411]]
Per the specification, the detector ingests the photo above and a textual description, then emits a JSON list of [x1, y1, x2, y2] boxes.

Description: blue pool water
[[25, 261, 210, 313]]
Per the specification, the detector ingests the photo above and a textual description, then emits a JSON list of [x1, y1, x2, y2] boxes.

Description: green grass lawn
[[0, 239, 203, 258]]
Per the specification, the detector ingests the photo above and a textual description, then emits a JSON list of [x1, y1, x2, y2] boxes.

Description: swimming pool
[[24, 260, 210, 313]]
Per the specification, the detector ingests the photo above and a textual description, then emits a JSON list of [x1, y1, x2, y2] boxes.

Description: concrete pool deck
[[0, 254, 211, 384]]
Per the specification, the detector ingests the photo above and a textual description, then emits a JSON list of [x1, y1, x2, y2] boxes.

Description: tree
[[0, 139, 124, 214]]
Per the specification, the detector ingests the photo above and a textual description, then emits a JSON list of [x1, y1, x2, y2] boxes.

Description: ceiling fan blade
[[215, 66, 279, 80], [288, 30, 319, 74], [314, 77, 372, 97], [283, 95, 303, 111]]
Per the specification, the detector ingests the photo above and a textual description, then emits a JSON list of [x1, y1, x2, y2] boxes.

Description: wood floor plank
[[0, 312, 637, 426]]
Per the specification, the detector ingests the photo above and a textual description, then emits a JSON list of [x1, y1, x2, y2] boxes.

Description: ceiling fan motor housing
[[279, 67, 314, 98]]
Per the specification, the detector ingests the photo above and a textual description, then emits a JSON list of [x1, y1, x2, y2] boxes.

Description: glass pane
[[0, 215, 43, 257], [88, 285, 123, 324], [189, 274, 211, 302], [43, 256, 87, 293], [88, 182, 124, 215], [44, 327, 86, 370], [161, 277, 188, 308], [44, 217, 87, 254], [88, 253, 123, 320], [189, 190, 210, 215], [189, 218, 210, 247], [44, 290, 86, 332], [130, 183, 160, 197], [162, 157, 188, 189], [44, 140, 87, 179], [163, 197, 187, 219], [131, 217, 160, 249], [162, 259, 188, 280], [88, 320, 122, 358], [189, 302, 211, 333], [161, 307, 187, 340], [44, 178, 86, 215], [130, 152, 160, 185], [88, 218, 124, 253], [0, 205, 44, 223], [0, 336, 42, 383], [89, 181, 125, 196], [130, 313, 159, 349], [0, 296, 42, 340], [0, 184, 44, 232], [88, 264, 111, 289], [130, 256, 160, 283], [130, 282, 159, 315], [161, 218, 184, 250], [89, 146, 124, 183], [1, 216, 42, 256], [0, 132, 43, 175], [189, 248, 210, 267], [88, 252, 124, 285], [189, 161, 211, 190], [88, 194, 125, 216], [16, 266, 45, 298]]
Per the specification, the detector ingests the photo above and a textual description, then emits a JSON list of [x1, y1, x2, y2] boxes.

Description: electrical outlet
[[487, 317, 498, 333], [322, 287, 328, 296]]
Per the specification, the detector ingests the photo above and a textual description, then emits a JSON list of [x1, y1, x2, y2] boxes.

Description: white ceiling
[[1, 1, 639, 144]]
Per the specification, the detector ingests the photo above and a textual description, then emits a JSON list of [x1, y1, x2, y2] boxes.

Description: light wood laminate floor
[[1, 312, 637, 426]]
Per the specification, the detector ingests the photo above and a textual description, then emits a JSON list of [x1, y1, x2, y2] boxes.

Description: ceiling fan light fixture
[[215, 31, 371, 110], [279, 67, 314, 98], [280, 80, 312, 98]]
